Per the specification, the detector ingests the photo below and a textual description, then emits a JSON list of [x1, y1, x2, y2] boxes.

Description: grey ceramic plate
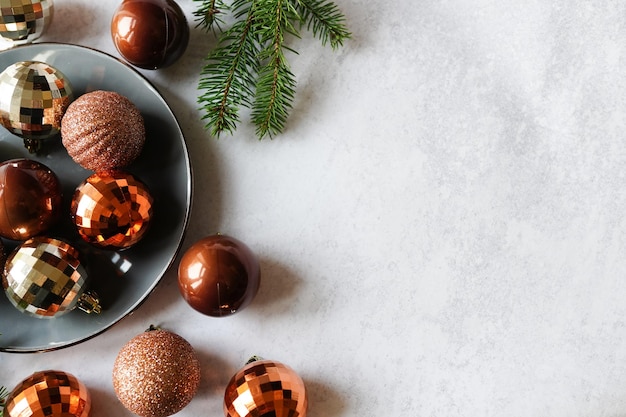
[[0, 43, 192, 353]]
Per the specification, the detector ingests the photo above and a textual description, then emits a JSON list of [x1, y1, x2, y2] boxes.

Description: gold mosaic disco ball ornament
[[0, 60, 73, 153], [70, 171, 154, 250], [0, 0, 53, 45], [3, 370, 91, 417], [2, 236, 101, 318], [224, 357, 308, 417]]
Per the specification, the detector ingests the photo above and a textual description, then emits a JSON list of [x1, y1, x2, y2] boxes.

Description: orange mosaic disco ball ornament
[[3, 370, 91, 417], [70, 171, 153, 250], [224, 358, 308, 417]]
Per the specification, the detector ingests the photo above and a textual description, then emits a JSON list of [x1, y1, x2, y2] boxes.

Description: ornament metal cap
[[76, 290, 102, 314]]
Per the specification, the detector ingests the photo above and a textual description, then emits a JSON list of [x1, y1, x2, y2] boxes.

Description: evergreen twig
[[195, 0, 351, 139], [0, 385, 8, 417], [193, 0, 228, 31], [251, 0, 299, 137], [197, 0, 262, 137]]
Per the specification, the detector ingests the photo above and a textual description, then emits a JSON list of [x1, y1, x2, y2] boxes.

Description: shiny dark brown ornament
[[111, 0, 190, 69], [0, 158, 62, 241], [3, 370, 91, 417], [70, 171, 153, 250], [2, 236, 101, 318], [224, 358, 308, 417], [0, 61, 73, 152], [178, 234, 261, 317], [112, 328, 201, 417]]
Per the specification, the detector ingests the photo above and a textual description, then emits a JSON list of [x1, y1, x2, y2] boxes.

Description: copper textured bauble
[[224, 358, 308, 417], [0, 0, 53, 45], [3, 370, 91, 417], [111, 0, 189, 69], [70, 171, 153, 250], [178, 234, 261, 317], [0, 158, 62, 240], [0, 61, 73, 152], [112, 328, 201, 417], [2, 236, 100, 318]]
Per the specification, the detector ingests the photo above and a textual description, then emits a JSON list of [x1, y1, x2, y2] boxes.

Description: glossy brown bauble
[[0, 158, 61, 241], [111, 0, 189, 69], [178, 234, 261, 317]]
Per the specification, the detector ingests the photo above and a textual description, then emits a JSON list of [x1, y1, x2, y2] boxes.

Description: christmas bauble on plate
[[2, 236, 101, 318], [224, 358, 308, 417], [178, 234, 261, 317], [0, 158, 62, 241], [0, 0, 53, 45], [70, 171, 154, 250], [112, 328, 201, 417], [0, 61, 73, 153], [3, 370, 91, 417]]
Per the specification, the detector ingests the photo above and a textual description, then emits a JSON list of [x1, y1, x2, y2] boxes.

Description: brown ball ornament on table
[[224, 358, 308, 417], [112, 328, 201, 417], [3, 370, 91, 417], [0, 158, 62, 241], [61, 90, 145, 171], [111, 0, 190, 69], [178, 234, 261, 317]]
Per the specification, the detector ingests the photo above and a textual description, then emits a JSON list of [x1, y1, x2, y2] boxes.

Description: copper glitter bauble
[[4, 370, 91, 417], [0, 0, 53, 45], [224, 358, 308, 417], [111, 0, 189, 69], [61, 90, 145, 171], [70, 171, 153, 250], [0, 158, 62, 241], [112, 328, 201, 417], [0, 61, 73, 153], [177, 234, 261, 317], [2, 236, 101, 318]]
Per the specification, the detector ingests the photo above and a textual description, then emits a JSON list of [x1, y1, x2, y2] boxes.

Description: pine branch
[[251, 0, 299, 137], [193, 0, 228, 30], [293, 0, 351, 49], [195, 0, 350, 138], [197, 0, 262, 137], [0, 385, 8, 417]]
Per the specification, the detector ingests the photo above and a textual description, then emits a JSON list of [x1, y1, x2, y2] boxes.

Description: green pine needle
[[195, 0, 351, 139], [0, 385, 8, 417]]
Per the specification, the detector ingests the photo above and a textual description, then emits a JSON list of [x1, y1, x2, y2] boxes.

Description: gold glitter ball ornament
[[224, 358, 308, 417], [70, 171, 154, 250], [2, 236, 101, 318], [3, 370, 90, 417], [112, 328, 201, 417], [0, 0, 53, 45], [0, 60, 73, 153]]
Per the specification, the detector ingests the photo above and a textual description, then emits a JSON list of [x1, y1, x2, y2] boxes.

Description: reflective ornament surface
[[111, 0, 189, 69], [70, 171, 153, 250], [0, 0, 53, 45], [3, 370, 91, 417], [224, 358, 308, 417], [2, 236, 101, 318], [112, 328, 201, 417], [0, 60, 73, 152], [0, 158, 62, 240], [178, 234, 261, 317]]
